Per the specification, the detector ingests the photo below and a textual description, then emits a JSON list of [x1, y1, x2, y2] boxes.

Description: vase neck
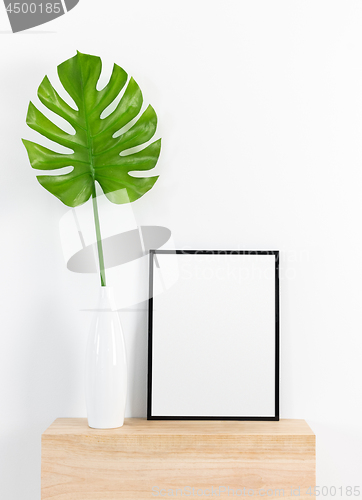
[[98, 286, 116, 311]]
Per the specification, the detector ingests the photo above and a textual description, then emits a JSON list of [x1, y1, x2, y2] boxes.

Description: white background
[[0, 1, 362, 498], [152, 253, 276, 417]]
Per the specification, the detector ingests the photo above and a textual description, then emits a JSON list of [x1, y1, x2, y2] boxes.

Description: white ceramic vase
[[85, 286, 127, 429]]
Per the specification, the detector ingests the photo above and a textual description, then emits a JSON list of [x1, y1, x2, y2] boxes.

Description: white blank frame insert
[[147, 250, 279, 421]]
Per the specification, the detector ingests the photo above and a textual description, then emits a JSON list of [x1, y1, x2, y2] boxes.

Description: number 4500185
[[6, 3, 61, 14], [306, 486, 360, 496]]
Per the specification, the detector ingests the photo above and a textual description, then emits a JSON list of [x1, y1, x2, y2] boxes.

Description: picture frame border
[[147, 250, 280, 421]]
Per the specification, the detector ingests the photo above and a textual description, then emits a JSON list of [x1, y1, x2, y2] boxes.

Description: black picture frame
[[147, 250, 280, 421]]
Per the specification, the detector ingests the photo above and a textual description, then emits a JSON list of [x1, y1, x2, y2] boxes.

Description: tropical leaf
[[23, 51, 161, 207]]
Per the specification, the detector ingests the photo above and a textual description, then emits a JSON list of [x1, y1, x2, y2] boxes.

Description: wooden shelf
[[42, 418, 316, 499]]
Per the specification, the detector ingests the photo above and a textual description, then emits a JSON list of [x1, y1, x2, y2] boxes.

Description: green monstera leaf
[[23, 51, 161, 286], [23, 51, 161, 207]]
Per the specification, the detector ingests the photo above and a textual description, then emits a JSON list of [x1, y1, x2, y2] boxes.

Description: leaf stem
[[91, 188, 106, 287]]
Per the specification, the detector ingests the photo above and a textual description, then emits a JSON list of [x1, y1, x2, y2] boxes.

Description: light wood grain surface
[[44, 417, 315, 435], [42, 418, 316, 500]]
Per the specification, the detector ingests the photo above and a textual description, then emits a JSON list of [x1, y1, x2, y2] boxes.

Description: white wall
[[1, 1, 362, 498]]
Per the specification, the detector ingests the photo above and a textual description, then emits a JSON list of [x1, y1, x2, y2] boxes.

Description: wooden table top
[[43, 418, 315, 437]]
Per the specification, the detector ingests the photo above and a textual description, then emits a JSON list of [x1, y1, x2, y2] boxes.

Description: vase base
[[87, 421, 125, 430]]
